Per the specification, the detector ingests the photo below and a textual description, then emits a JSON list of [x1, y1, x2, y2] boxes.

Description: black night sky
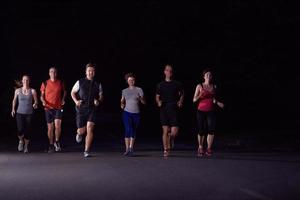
[[1, 1, 299, 144]]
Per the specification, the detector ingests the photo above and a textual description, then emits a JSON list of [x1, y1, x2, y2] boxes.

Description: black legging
[[196, 110, 216, 136], [16, 113, 32, 140]]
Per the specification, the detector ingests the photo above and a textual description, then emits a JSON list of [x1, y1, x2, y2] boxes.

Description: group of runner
[[11, 63, 224, 157]]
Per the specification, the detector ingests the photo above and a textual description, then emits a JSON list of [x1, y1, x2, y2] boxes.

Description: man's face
[[49, 68, 57, 79], [86, 67, 95, 79], [164, 66, 173, 78]]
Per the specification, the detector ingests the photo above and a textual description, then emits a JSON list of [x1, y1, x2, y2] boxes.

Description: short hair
[[164, 64, 173, 70], [124, 72, 136, 81], [86, 62, 97, 69]]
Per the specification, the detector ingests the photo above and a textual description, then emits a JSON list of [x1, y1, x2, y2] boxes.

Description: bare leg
[[162, 126, 170, 153], [77, 127, 86, 135], [124, 138, 130, 152], [197, 134, 205, 156], [47, 123, 54, 145], [85, 122, 94, 152], [170, 126, 179, 149], [54, 119, 62, 142], [129, 137, 135, 149], [167, 127, 171, 150], [198, 134, 205, 149], [207, 134, 214, 149]]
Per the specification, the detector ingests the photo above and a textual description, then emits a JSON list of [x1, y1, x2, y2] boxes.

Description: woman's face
[[127, 77, 135, 86], [22, 76, 30, 86], [204, 71, 212, 82]]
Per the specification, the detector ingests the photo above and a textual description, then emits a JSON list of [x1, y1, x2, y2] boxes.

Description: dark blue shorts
[[45, 109, 63, 123]]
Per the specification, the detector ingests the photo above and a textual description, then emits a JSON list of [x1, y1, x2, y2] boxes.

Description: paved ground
[[1, 144, 300, 200]]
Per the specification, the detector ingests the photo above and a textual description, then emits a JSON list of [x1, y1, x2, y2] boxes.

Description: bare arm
[[139, 95, 146, 105], [32, 89, 38, 109], [71, 89, 81, 107], [40, 91, 46, 106], [155, 94, 162, 107], [193, 84, 202, 102], [177, 90, 184, 108], [120, 96, 125, 109], [11, 89, 18, 117], [62, 89, 67, 106]]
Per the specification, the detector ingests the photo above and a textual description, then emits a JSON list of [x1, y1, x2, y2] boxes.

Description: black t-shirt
[[156, 80, 184, 104]]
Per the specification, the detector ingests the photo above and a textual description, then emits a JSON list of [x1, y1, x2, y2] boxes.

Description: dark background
[[1, 1, 299, 148]]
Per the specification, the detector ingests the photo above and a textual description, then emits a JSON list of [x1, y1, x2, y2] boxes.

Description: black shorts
[[160, 104, 179, 127], [76, 107, 96, 128], [196, 110, 216, 135], [45, 109, 63, 123]]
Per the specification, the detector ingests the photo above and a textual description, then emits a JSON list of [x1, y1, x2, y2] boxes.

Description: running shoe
[[18, 140, 24, 152], [54, 141, 61, 152], [76, 133, 82, 143], [84, 151, 91, 158]]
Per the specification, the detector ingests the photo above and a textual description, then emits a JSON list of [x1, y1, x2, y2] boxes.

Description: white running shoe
[[54, 141, 61, 152], [24, 144, 29, 153], [18, 140, 24, 152], [84, 151, 91, 158], [76, 134, 82, 143]]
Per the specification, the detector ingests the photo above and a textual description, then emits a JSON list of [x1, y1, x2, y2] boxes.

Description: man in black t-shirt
[[156, 65, 184, 157]]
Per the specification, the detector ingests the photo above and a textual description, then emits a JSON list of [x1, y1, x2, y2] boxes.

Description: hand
[[157, 100, 162, 107], [94, 99, 99, 106], [61, 100, 65, 106], [120, 102, 125, 109], [11, 110, 15, 117], [75, 100, 82, 107], [42, 101, 46, 106], [217, 102, 225, 109], [177, 101, 183, 108], [33, 103, 38, 109]]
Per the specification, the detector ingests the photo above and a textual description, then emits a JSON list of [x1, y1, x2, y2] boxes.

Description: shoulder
[[173, 80, 182, 85], [173, 80, 183, 88], [31, 88, 37, 94], [196, 83, 202, 88], [15, 88, 21, 95], [158, 81, 165, 86]]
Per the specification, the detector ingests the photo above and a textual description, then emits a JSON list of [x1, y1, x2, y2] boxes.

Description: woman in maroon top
[[193, 69, 224, 156]]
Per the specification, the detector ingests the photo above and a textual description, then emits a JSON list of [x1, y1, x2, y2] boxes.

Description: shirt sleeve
[[40, 82, 45, 93], [71, 81, 79, 93], [139, 88, 144, 97], [121, 89, 125, 97]]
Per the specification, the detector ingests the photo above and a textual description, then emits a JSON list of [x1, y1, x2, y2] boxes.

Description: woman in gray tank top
[[11, 75, 38, 153]]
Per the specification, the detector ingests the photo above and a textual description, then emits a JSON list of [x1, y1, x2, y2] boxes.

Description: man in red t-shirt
[[40, 67, 67, 153]]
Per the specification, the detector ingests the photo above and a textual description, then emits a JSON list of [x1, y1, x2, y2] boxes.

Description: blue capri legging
[[122, 111, 140, 138]]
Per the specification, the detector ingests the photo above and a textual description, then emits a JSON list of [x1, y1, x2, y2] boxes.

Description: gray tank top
[[17, 88, 33, 114]]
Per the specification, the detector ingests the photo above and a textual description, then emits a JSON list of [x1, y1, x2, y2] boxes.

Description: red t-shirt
[[40, 79, 65, 110]]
